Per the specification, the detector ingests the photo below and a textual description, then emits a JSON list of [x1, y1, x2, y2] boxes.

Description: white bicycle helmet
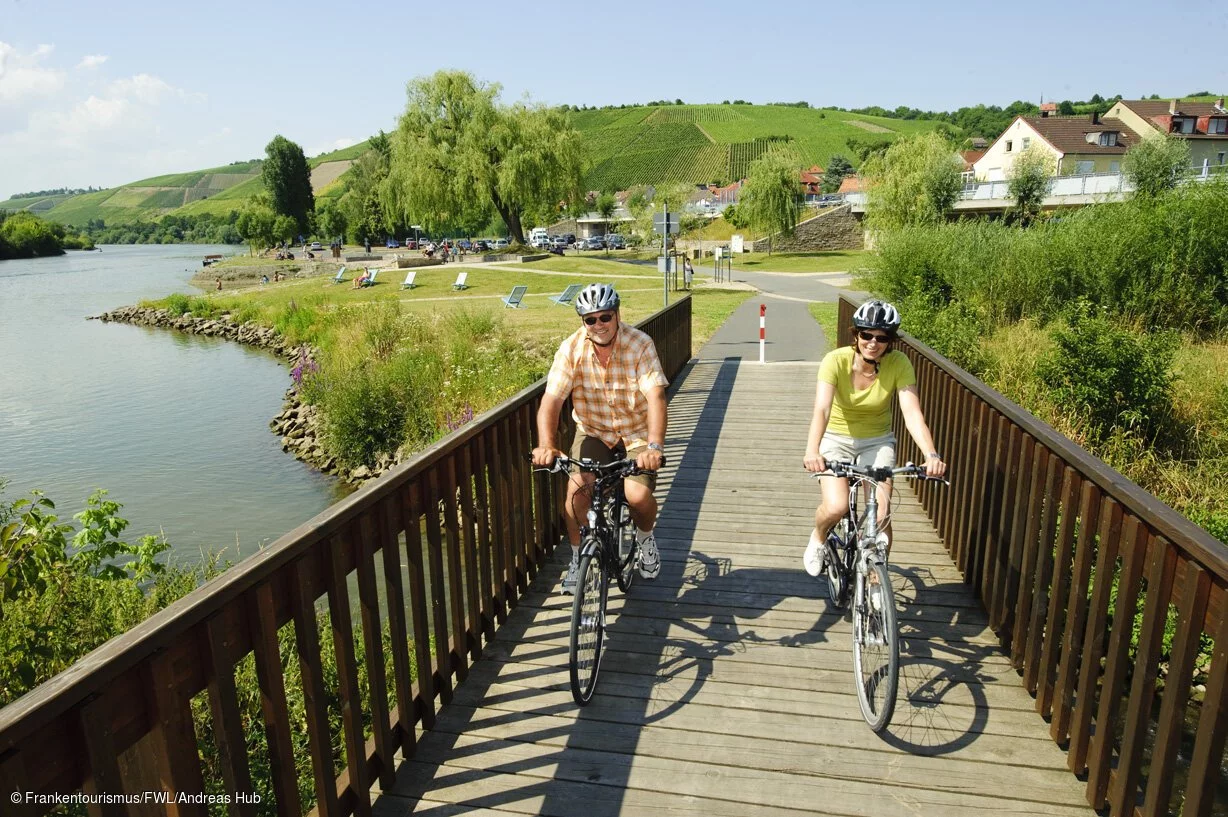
[[852, 299, 901, 336], [574, 283, 620, 316]]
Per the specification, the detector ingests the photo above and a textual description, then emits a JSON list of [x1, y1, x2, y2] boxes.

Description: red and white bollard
[[759, 303, 766, 364]]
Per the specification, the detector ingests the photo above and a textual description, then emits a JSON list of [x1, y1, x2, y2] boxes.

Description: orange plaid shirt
[[545, 322, 669, 449]]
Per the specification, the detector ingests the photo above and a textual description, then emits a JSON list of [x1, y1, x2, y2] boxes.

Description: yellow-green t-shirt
[[818, 347, 916, 438]]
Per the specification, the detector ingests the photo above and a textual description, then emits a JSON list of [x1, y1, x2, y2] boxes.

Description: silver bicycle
[[813, 461, 950, 732]]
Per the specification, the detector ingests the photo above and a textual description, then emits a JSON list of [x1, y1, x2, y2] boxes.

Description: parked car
[[817, 194, 844, 207], [492, 238, 510, 250], [605, 234, 626, 250], [583, 235, 606, 250], [471, 240, 489, 252], [562, 233, 577, 245], [531, 237, 552, 249], [404, 238, 418, 249], [310, 241, 323, 251], [551, 236, 568, 249], [457, 239, 472, 250], [385, 238, 399, 248]]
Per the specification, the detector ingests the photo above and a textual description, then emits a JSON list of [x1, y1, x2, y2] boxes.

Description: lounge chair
[[549, 283, 583, 306], [360, 268, 379, 288], [401, 270, 418, 290], [330, 266, 347, 285], [501, 285, 528, 308], [452, 271, 469, 290]]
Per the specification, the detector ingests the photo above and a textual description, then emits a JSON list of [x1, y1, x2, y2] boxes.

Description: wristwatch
[[647, 443, 664, 453]]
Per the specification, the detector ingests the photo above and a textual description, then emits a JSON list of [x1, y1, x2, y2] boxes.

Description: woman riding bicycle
[[801, 299, 946, 575]]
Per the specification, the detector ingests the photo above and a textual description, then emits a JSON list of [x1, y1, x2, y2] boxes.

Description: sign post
[[652, 208, 680, 307]]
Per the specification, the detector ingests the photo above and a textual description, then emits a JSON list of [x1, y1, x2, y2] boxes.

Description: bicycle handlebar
[[527, 453, 664, 479], [811, 460, 950, 486]]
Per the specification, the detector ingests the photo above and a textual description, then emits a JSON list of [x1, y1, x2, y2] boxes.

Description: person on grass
[[531, 284, 669, 593], [802, 299, 946, 575]]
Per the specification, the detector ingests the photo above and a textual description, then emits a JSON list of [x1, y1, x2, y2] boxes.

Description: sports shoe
[[803, 529, 827, 577], [561, 556, 580, 595], [637, 531, 661, 579]]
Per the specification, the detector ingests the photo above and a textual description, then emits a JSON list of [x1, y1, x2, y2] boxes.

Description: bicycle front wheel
[[614, 503, 638, 593], [569, 550, 608, 706], [853, 561, 898, 732]]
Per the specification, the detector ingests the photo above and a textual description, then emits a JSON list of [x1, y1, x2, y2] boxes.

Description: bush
[[166, 293, 192, 316], [1036, 302, 1177, 443]]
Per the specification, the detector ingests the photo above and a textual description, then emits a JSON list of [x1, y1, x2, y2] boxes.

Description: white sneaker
[[869, 584, 884, 612], [803, 529, 827, 577], [637, 532, 661, 579], [561, 556, 580, 594]]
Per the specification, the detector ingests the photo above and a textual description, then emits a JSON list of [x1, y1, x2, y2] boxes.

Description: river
[[0, 244, 346, 563]]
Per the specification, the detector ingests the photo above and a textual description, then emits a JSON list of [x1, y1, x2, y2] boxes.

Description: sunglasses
[[858, 331, 891, 343], [584, 313, 615, 326]]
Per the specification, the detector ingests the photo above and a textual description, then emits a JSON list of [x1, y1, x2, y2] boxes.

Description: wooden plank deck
[[374, 359, 1095, 816]]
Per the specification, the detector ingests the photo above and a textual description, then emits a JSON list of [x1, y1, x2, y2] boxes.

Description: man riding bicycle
[[531, 283, 669, 593]]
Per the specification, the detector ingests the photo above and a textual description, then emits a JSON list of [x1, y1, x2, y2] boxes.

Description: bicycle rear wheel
[[569, 549, 607, 706], [853, 561, 898, 731], [614, 501, 638, 593]]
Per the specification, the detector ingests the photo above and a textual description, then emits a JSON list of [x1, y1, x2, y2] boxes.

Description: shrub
[[166, 293, 192, 316], [1036, 302, 1177, 443]]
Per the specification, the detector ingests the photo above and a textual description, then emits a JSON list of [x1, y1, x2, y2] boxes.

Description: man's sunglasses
[[858, 331, 891, 343], [584, 313, 615, 326]]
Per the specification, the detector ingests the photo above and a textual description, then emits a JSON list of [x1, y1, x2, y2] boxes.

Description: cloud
[[106, 73, 177, 105], [77, 54, 108, 70], [307, 136, 357, 157], [0, 41, 65, 105]]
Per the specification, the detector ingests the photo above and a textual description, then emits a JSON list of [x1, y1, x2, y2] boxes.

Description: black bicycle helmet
[[574, 283, 620, 316], [852, 299, 901, 336]]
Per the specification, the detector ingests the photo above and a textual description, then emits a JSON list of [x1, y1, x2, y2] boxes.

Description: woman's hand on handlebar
[[531, 446, 564, 467], [803, 452, 827, 474], [923, 453, 946, 479]]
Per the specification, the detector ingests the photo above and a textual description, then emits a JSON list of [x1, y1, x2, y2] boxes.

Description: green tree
[[261, 135, 315, 236], [821, 154, 855, 194], [273, 215, 298, 245], [340, 147, 391, 244], [739, 152, 801, 255], [314, 199, 347, 242], [235, 195, 277, 252], [1123, 132, 1192, 198], [385, 70, 583, 245], [1006, 146, 1055, 227], [862, 131, 963, 231]]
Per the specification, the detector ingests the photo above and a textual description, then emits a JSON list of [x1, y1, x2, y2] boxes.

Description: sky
[[1, 0, 1226, 200]]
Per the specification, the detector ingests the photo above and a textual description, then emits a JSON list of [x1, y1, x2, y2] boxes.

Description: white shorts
[[819, 431, 896, 470]]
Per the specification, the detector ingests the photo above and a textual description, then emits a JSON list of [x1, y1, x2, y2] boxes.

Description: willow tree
[[385, 71, 583, 244], [740, 152, 801, 254], [862, 131, 963, 231]]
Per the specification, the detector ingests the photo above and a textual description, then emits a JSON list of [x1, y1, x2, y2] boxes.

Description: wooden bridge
[[1, 296, 1224, 817]]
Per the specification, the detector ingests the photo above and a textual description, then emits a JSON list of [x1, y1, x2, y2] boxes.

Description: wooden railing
[[0, 297, 692, 816], [839, 296, 1227, 817]]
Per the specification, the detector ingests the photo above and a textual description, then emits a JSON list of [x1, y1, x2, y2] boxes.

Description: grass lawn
[[163, 264, 749, 354], [730, 250, 870, 274], [807, 301, 840, 351], [518, 256, 659, 278]]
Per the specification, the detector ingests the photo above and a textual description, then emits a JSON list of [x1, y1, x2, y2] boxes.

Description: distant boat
[[202, 254, 224, 267]]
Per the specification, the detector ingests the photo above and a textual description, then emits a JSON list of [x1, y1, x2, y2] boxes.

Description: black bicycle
[[536, 454, 657, 705], [812, 461, 950, 731]]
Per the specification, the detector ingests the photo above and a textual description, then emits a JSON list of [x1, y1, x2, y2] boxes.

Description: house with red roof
[[1104, 98, 1228, 171]]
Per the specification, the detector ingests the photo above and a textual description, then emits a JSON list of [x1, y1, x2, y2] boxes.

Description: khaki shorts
[[569, 432, 657, 490], [819, 431, 896, 470]]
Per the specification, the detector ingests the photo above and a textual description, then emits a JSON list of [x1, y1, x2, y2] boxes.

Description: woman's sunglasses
[[858, 331, 891, 343], [584, 313, 615, 326]]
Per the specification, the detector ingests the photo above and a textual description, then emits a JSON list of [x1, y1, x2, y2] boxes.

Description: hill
[[12, 104, 944, 226], [569, 104, 942, 189]]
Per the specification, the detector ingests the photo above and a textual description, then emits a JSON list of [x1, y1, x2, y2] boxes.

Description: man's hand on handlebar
[[803, 452, 827, 474], [635, 446, 663, 472], [531, 446, 564, 467]]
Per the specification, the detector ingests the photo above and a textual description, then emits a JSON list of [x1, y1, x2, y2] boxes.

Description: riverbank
[[90, 305, 401, 486]]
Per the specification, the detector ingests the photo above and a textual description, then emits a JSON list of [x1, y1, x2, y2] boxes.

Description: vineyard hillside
[[570, 103, 946, 189]]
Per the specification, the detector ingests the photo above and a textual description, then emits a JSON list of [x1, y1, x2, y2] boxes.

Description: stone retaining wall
[[749, 205, 864, 252], [90, 306, 398, 487]]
